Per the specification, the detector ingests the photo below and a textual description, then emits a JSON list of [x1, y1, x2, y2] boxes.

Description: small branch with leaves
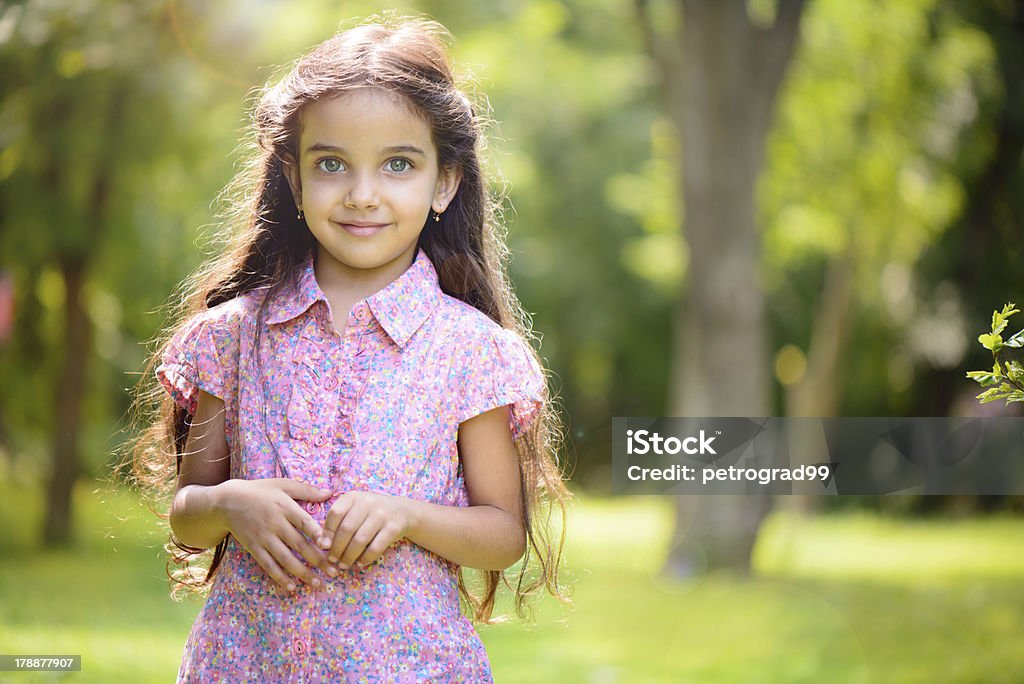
[[967, 303, 1024, 404]]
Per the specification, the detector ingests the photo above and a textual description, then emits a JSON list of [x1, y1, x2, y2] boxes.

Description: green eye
[[387, 158, 411, 173], [317, 158, 343, 173]]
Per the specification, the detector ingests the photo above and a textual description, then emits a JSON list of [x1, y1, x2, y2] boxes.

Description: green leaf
[[1007, 392, 1024, 404], [1004, 328, 1024, 348], [991, 304, 1019, 335], [977, 387, 1012, 404], [979, 333, 1003, 352], [1009, 361, 1024, 385], [966, 370, 999, 387]]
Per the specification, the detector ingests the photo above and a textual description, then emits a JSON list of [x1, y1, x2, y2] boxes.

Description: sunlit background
[[2, 0, 1023, 681]]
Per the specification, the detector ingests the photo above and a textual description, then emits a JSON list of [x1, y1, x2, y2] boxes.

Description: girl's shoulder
[[182, 289, 265, 333], [435, 294, 546, 433], [167, 290, 267, 357], [435, 293, 510, 343], [433, 293, 536, 363], [159, 291, 266, 413]]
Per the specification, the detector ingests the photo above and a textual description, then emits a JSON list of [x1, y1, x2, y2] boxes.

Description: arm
[[407, 404, 526, 569], [321, 405, 526, 571], [169, 389, 333, 590], [168, 389, 232, 549]]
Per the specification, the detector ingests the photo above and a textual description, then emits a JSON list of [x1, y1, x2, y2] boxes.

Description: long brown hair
[[129, 14, 571, 622]]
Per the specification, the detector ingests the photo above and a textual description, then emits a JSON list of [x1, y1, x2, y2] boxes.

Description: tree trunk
[[44, 256, 90, 545], [781, 256, 852, 512], [639, 0, 807, 575], [39, 83, 119, 546]]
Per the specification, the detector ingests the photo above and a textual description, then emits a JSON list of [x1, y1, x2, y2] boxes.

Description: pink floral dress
[[157, 248, 544, 683]]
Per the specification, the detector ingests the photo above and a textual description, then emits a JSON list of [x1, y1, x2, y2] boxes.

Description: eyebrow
[[305, 143, 427, 156]]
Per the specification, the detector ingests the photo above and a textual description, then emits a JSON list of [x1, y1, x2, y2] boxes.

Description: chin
[[341, 250, 406, 271]]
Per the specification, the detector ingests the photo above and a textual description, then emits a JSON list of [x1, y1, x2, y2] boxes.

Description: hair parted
[[127, 12, 571, 622]]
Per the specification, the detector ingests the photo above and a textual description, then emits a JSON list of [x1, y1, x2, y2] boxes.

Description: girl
[[131, 15, 570, 683]]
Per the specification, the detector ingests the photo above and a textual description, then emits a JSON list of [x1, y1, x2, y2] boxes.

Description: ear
[[282, 153, 303, 211], [432, 165, 462, 214]]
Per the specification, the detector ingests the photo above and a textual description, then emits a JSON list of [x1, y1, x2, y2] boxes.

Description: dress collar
[[266, 249, 442, 349]]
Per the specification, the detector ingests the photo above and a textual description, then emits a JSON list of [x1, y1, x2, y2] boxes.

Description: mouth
[[336, 220, 389, 237]]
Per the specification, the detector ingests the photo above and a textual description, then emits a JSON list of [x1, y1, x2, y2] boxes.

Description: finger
[[266, 537, 320, 589], [249, 544, 299, 593], [285, 505, 325, 546], [277, 478, 332, 502], [329, 506, 369, 567], [353, 527, 394, 568], [322, 494, 356, 550], [280, 524, 335, 577], [338, 517, 379, 568]]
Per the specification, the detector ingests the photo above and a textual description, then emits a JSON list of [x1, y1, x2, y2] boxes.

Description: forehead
[[298, 88, 435, 154]]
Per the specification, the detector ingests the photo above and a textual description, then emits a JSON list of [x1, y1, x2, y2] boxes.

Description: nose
[[344, 171, 380, 210]]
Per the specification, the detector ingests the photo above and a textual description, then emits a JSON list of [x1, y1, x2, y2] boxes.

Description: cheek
[[395, 182, 437, 213], [302, 179, 338, 206]]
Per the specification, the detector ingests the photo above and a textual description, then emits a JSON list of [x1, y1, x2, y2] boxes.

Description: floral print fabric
[[157, 248, 544, 683]]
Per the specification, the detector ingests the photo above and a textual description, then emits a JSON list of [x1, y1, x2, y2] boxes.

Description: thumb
[[280, 479, 332, 501]]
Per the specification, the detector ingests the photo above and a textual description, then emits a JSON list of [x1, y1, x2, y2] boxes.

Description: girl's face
[[284, 88, 460, 289]]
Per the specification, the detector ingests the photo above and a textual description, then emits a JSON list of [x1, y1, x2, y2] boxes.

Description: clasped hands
[[218, 478, 412, 593]]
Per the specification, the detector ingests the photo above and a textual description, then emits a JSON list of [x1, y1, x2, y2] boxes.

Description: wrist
[[170, 481, 232, 550], [207, 479, 236, 536], [400, 496, 423, 542]]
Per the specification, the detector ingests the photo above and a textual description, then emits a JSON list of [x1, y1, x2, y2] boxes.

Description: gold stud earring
[[297, 208, 304, 220], [433, 210, 442, 222]]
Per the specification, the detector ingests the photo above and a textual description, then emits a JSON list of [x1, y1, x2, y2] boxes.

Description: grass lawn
[[1, 480, 1023, 683]]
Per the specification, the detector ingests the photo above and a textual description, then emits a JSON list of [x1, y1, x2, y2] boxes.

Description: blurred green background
[[2, 0, 1023, 681]]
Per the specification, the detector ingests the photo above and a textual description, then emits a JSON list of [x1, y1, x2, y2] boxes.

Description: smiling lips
[[337, 220, 389, 237]]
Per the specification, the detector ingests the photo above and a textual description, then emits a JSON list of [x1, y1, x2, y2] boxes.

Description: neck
[[312, 246, 417, 303]]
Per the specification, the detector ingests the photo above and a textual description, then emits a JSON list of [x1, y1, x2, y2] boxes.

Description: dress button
[[293, 638, 308, 655], [323, 375, 338, 391], [306, 501, 321, 515], [314, 433, 328, 447]]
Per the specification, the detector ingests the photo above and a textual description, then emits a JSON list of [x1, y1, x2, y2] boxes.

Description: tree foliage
[[1, 0, 1022, 530], [967, 303, 1024, 405]]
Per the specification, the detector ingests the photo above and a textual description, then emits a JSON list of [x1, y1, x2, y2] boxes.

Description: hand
[[216, 478, 335, 592], [320, 491, 413, 569]]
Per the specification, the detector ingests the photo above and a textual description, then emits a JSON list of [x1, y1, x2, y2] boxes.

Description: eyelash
[[316, 158, 343, 174], [314, 158, 414, 174], [386, 158, 413, 173]]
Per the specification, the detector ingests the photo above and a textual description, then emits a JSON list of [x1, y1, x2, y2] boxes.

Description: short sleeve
[[456, 326, 545, 441], [155, 302, 243, 415]]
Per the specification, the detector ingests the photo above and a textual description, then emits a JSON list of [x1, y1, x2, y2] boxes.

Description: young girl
[[131, 16, 569, 682]]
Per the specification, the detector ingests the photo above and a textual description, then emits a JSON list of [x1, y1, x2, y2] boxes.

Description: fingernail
[[328, 555, 337, 563], [326, 566, 338, 577], [287, 583, 296, 592], [312, 578, 320, 587], [319, 537, 331, 549], [337, 562, 349, 570]]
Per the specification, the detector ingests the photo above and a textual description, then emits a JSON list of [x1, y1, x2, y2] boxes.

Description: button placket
[[286, 324, 326, 445], [329, 319, 373, 479], [293, 317, 351, 456]]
